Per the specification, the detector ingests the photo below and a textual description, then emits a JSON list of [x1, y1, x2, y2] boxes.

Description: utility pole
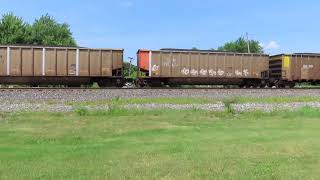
[[128, 57, 134, 77], [246, 32, 250, 53]]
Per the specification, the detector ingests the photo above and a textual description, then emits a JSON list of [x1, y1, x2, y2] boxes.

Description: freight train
[[0, 45, 319, 88], [137, 49, 269, 87], [0, 45, 123, 87]]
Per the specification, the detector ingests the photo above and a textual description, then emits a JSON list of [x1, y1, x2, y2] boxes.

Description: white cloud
[[261, 41, 280, 50], [120, 1, 134, 8]]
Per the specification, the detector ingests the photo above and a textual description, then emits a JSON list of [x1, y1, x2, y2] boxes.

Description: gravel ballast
[[0, 89, 320, 112], [0, 89, 320, 102]]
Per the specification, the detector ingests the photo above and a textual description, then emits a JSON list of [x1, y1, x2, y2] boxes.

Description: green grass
[[68, 97, 220, 106], [65, 96, 320, 107], [0, 107, 320, 179], [236, 96, 320, 104]]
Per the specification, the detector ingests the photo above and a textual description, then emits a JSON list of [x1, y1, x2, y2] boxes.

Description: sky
[[1, 0, 320, 63]]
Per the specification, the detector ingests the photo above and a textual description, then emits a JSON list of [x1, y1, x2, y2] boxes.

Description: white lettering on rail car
[[69, 64, 76, 75], [152, 65, 159, 72], [303, 64, 314, 69], [200, 69, 208, 76], [163, 58, 170, 67], [235, 70, 242, 76], [181, 68, 190, 75], [209, 69, 216, 76], [218, 69, 224, 76], [190, 69, 198, 76], [172, 58, 178, 67], [243, 69, 249, 77]]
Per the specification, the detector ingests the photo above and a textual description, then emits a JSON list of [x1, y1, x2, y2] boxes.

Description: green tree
[[123, 62, 138, 78], [29, 14, 76, 46], [0, 13, 29, 44], [218, 37, 264, 53]]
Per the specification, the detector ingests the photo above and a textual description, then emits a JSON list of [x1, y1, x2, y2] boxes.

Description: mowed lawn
[[0, 108, 319, 179]]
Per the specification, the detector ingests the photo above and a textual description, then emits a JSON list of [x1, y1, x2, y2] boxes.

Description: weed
[[91, 82, 100, 88], [223, 98, 238, 114], [74, 106, 89, 116], [191, 106, 200, 112]]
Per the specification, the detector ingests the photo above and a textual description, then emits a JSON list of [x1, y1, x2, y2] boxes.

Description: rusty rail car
[[0, 45, 124, 87], [137, 49, 269, 87], [2, 45, 320, 89], [268, 53, 320, 88]]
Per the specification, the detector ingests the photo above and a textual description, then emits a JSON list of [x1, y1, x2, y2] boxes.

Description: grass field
[[0, 107, 319, 179]]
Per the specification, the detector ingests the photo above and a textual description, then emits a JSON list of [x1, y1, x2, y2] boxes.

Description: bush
[[74, 107, 89, 116]]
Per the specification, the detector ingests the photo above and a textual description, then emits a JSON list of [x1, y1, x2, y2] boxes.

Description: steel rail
[[0, 87, 319, 90]]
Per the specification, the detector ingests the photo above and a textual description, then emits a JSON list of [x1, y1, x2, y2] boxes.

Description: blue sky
[[1, 0, 320, 62]]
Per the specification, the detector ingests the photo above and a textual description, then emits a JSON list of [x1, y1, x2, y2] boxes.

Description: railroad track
[[0, 87, 319, 90]]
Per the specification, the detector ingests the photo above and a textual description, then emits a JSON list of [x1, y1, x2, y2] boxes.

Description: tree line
[[0, 13, 76, 46]]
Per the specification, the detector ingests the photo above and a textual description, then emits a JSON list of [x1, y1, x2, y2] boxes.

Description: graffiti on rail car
[[179, 68, 251, 77]]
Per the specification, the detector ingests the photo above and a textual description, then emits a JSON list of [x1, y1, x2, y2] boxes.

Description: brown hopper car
[[1, 45, 319, 88], [0, 45, 124, 86], [268, 54, 320, 88], [137, 49, 269, 87]]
